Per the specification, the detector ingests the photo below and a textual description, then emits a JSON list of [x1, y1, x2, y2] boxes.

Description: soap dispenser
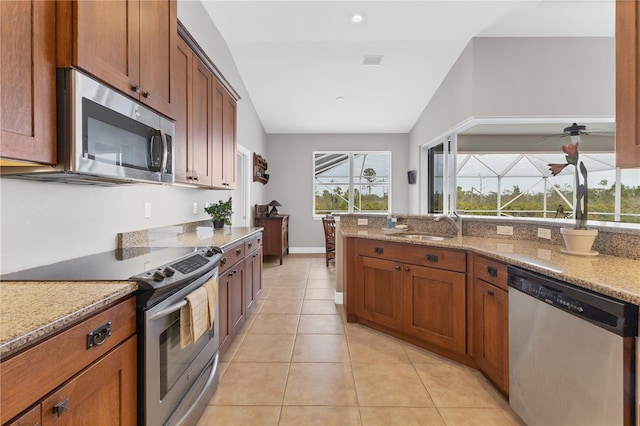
[[386, 213, 392, 229]]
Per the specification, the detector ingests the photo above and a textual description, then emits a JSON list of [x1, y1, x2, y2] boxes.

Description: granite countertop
[[0, 227, 262, 357], [342, 229, 640, 306], [0, 281, 137, 356]]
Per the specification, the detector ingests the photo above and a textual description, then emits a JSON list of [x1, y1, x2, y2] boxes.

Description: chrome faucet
[[434, 211, 462, 237]]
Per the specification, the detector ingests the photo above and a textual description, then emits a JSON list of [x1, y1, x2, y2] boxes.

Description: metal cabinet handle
[[394, 265, 401, 270], [236, 248, 242, 256], [426, 254, 439, 263], [143, 91, 152, 99], [405, 267, 410, 272], [131, 84, 141, 93], [220, 257, 227, 266], [53, 399, 69, 416], [248, 242, 253, 248], [86, 322, 111, 349], [487, 266, 498, 277], [374, 247, 384, 254], [487, 289, 495, 297]]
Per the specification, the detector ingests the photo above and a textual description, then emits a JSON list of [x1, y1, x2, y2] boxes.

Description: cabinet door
[[218, 270, 231, 356], [221, 92, 237, 188], [211, 80, 226, 188], [252, 247, 263, 302], [173, 36, 193, 184], [1, 0, 56, 164], [355, 256, 404, 331], [244, 247, 263, 313], [190, 57, 213, 187], [403, 265, 466, 354], [138, 0, 176, 118], [616, 0, 640, 168], [473, 280, 509, 395], [229, 262, 247, 335], [73, 0, 140, 100], [41, 337, 137, 426]]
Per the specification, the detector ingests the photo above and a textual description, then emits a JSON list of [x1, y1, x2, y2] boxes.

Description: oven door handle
[[172, 352, 219, 426], [148, 299, 187, 321]]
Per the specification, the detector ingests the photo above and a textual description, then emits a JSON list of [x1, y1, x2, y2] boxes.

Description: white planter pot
[[560, 228, 598, 254]]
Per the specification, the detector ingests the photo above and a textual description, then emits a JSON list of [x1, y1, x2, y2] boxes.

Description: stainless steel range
[[132, 246, 223, 426], [2, 245, 224, 426]]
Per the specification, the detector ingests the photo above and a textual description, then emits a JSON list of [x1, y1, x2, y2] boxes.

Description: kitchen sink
[[400, 234, 450, 241]]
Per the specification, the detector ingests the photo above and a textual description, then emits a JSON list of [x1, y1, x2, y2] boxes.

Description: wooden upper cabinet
[[138, 0, 176, 117], [222, 93, 238, 189], [616, 0, 640, 168], [0, 0, 57, 165], [190, 57, 214, 187], [173, 36, 193, 184], [174, 25, 240, 189], [211, 80, 226, 188], [58, 0, 177, 119]]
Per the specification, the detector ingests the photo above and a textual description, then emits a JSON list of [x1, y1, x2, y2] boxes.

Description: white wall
[[0, 1, 267, 274], [265, 133, 410, 250], [408, 37, 614, 214]]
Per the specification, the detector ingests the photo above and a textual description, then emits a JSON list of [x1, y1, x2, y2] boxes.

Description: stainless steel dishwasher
[[508, 266, 638, 426]]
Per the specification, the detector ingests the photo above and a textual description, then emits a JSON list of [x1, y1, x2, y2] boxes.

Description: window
[[455, 152, 640, 223], [314, 151, 391, 216]]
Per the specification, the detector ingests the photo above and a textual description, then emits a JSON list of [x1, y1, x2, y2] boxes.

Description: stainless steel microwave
[[2, 69, 174, 185]]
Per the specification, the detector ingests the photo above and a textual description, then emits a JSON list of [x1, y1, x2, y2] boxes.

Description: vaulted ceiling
[[201, 1, 614, 134]]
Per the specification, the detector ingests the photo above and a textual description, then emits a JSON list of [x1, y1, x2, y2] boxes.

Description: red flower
[[548, 163, 569, 176], [562, 142, 579, 165]]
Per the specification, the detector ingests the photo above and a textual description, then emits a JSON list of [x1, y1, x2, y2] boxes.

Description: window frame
[[313, 150, 392, 217]]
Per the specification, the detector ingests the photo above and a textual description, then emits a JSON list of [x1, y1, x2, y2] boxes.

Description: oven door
[[142, 269, 220, 426]]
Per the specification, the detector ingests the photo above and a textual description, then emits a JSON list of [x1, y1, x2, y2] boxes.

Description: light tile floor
[[197, 254, 525, 426]]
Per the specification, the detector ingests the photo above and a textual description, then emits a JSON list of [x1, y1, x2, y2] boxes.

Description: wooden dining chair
[[322, 216, 336, 267]]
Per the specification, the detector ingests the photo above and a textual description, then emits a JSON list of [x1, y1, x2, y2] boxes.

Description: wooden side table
[[255, 214, 289, 265]]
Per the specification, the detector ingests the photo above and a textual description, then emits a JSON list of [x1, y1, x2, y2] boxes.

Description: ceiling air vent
[[362, 55, 383, 66]]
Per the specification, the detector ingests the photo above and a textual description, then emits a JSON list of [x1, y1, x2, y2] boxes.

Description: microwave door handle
[[158, 129, 168, 173]]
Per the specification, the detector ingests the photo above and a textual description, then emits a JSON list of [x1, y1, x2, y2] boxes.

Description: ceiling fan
[[536, 123, 614, 145]]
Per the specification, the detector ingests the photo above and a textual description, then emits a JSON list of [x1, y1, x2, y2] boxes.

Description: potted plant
[[548, 140, 597, 254], [204, 197, 233, 229]]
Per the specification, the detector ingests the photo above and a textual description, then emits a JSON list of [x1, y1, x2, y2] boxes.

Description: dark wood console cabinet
[[255, 207, 289, 265]]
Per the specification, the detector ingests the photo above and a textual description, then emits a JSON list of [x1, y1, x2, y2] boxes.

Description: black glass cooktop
[[1, 247, 200, 282]]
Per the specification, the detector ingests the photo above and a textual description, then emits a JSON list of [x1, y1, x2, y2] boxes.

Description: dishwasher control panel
[[508, 266, 638, 337]]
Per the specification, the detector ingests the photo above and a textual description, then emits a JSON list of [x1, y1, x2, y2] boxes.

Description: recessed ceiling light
[[349, 14, 364, 24], [336, 97, 345, 103]]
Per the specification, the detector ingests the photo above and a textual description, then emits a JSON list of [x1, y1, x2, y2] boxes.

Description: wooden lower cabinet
[[41, 337, 137, 426], [355, 256, 404, 331], [218, 271, 231, 356], [1, 298, 137, 425], [352, 240, 467, 355], [473, 279, 509, 395], [403, 265, 466, 354], [245, 246, 263, 314], [228, 262, 246, 335]]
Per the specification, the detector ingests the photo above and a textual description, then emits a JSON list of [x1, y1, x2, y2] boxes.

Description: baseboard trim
[[289, 247, 324, 254], [334, 291, 343, 305]]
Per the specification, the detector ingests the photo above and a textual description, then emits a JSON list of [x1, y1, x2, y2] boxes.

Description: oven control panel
[[133, 246, 223, 291]]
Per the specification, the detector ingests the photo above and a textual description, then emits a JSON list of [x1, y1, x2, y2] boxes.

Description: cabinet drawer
[[219, 241, 245, 274], [0, 297, 136, 424], [245, 232, 263, 254], [474, 255, 508, 291], [357, 239, 466, 273]]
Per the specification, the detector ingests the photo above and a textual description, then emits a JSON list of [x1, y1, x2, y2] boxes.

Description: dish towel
[[203, 277, 218, 329], [180, 287, 209, 348]]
